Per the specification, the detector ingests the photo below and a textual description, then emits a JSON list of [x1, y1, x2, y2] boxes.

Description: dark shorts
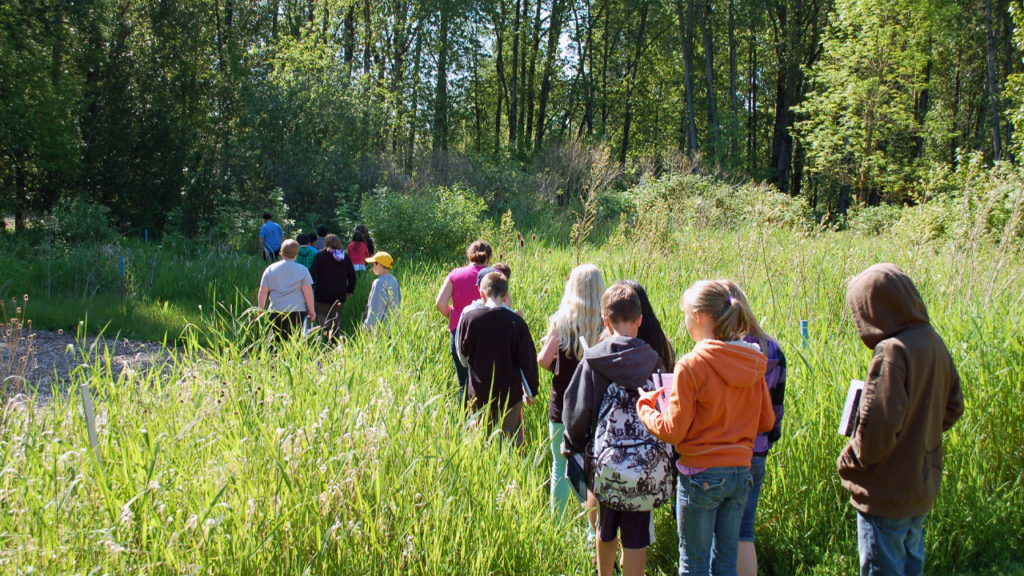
[[597, 502, 655, 549], [739, 455, 767, 541]]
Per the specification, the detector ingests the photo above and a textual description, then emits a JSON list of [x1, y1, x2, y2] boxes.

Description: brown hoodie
[[838, 263, 965, 518], [638, 340, 774, 469]]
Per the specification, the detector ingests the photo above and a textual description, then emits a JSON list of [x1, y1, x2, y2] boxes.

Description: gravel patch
[[1, 328, 173, 400]]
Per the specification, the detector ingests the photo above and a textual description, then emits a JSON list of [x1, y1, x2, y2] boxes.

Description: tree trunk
[[363, 0, 372, 75], [914, 59, 932, 159], [677, 0, 698, 155], [494, 3, 506, 154], [14, 154, 28, 232], [525, 0, 543, 147], [697, 0, 720, 159], [52, 0, 63, 85], [985, 0, 1002, 161], [728, 0, 738, 159], [344, 6, 355, 64], [748, 29, 757, 170], [600, 0, 611, 132], [407, 27, 423, 168], [951, 64, 960, 165], [273, 0, 279, 39], [536, 0, 564, 149], [619, 0, 650, 164], [518, 0, 531, 148], [509, 0, 522, 149], [391, 4, 410, 153], [433, 3, 451, 150], [582, 0, 594, 137], [472, 47, 483, 153], [1001, 0, 1014, 161]]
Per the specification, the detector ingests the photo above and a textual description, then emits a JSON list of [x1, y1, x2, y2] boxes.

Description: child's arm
[[561, 362, 593, 456], [455, 314, 471, 368], [943, 361, 965, 432], [757, 378, 775, 433], [637, 362, 696, 446], [537, 326, 559, 372], [363, 279, 380, 328], [515, 322, 540, 398], [767, 353, 787, 442], [345, 257, 357, 297], [846, 348, 908, 467]]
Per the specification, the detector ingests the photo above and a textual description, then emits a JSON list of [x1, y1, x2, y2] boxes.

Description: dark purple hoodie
[[746, 336, 786, 455]]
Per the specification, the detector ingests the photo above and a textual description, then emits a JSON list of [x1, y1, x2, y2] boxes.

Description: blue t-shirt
[[259, 221, 284, 251]]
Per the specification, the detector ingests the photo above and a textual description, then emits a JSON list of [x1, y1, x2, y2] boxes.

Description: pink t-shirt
[[446, 264, 486, 332], [348, 242, 368, 265]]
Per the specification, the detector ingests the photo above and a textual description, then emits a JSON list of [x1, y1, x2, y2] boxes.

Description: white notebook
[[839, 379, 866, 436]]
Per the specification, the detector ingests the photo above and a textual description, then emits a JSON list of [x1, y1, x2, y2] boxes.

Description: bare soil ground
[[1, 328, 172, 400]]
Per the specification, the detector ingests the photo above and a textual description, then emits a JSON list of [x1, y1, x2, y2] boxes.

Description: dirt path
[[1, 328, 172, 400]]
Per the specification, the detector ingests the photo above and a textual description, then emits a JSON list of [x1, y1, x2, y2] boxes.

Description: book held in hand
[[839, 379, 865, 436], [649, 372, 674, 413]]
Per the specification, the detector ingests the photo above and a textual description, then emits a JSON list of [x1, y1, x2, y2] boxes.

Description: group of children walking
[[257, 216, 401, 338], [438, 239, 964, 576]]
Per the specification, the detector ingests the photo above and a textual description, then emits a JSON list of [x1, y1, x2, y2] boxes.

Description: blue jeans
[[857, 511, 928, 576], [548, 422, 574, 515], [449, 332, 469, 403], [739, 456, 767, 542], [677, 466, 753, 576]]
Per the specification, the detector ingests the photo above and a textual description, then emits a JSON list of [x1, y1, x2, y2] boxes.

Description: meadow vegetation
[[1, 171, 1022, 575]]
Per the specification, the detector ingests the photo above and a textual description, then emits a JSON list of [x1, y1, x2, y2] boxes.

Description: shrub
[[360, 185, 487, 260], [626, 173, 813, 232], [44, 197, 117, 245], [846, 204, 904, 236]]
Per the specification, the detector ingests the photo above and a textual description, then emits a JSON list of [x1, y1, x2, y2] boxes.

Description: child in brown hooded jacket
[[840, 263, 964, 576]]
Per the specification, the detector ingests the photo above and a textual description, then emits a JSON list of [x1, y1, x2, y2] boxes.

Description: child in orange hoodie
[[637, 280, 775, 576]]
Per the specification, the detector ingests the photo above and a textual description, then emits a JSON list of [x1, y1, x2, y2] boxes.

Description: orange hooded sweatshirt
[[637, 340, 775, 469]]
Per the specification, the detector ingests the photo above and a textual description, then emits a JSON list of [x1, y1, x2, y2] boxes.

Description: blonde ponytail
[[684, 280, 752, 342]]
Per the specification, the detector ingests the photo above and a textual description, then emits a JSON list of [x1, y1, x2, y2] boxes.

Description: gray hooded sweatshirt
[[561, 335, 665, 456]]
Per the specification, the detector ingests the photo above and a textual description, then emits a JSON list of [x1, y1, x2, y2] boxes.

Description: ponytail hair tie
[[728, 296, 737, 306]]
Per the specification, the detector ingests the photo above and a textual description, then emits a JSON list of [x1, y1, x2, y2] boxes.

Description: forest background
[[3, 0, 1024, 239]]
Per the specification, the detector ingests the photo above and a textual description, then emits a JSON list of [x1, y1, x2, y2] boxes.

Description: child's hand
[[524, 395, 537, 405], [638, 388, 659, 401]]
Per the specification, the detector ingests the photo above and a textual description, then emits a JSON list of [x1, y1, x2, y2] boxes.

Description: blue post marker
[[800, 319, 809, 349], [145, 229, 148, 243], [120, 255, 125, 279]]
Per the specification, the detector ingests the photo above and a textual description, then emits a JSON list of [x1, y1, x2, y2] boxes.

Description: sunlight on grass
[[1, 226, 1022, 574]]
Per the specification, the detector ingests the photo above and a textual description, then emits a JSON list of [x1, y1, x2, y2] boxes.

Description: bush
[[627, 173, 813, 232], [44, 197, 117, 245], [360, 185, 487, 260], [846, 204, 904, 236]]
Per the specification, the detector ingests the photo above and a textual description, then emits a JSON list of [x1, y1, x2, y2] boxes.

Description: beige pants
[[314, 301, 343, 339]]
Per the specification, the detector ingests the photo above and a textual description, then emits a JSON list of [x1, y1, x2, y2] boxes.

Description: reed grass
[[1, 225, 1021, 575]]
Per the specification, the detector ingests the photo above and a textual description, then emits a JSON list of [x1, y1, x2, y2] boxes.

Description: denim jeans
[[449, 332, 469, 403], [739, 455, 767, 542], [857, 511, 928, 576], [676, 466, 753, 576], [548, 421, 574, 515]]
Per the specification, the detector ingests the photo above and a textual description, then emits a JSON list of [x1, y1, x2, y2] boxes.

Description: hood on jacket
[[847, 263, 929, 349], [584, 335, 662, 390], [692, 340, 767, 388]]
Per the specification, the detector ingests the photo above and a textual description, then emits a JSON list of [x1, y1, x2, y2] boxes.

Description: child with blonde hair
[[537, 264, 606, 515], [722, 281, 787, 576], [637, 279, 775, 576]]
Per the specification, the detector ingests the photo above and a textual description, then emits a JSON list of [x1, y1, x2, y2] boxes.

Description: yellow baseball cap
[[366, 252, 394, 268]]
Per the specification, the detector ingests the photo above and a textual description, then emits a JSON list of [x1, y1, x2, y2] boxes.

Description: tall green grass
[[1, 226, 1022, 574]]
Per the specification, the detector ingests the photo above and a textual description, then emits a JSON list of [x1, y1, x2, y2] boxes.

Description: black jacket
[[458, 306, 540, 410], [561, 335, 664, 456], [309, 250, 357, 305]]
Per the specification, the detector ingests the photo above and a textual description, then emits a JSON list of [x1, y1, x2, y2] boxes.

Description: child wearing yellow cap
[[364, 252, 401, 330]]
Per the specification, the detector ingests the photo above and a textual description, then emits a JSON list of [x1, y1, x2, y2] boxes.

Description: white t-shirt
[[260, 260, 313, 312]]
